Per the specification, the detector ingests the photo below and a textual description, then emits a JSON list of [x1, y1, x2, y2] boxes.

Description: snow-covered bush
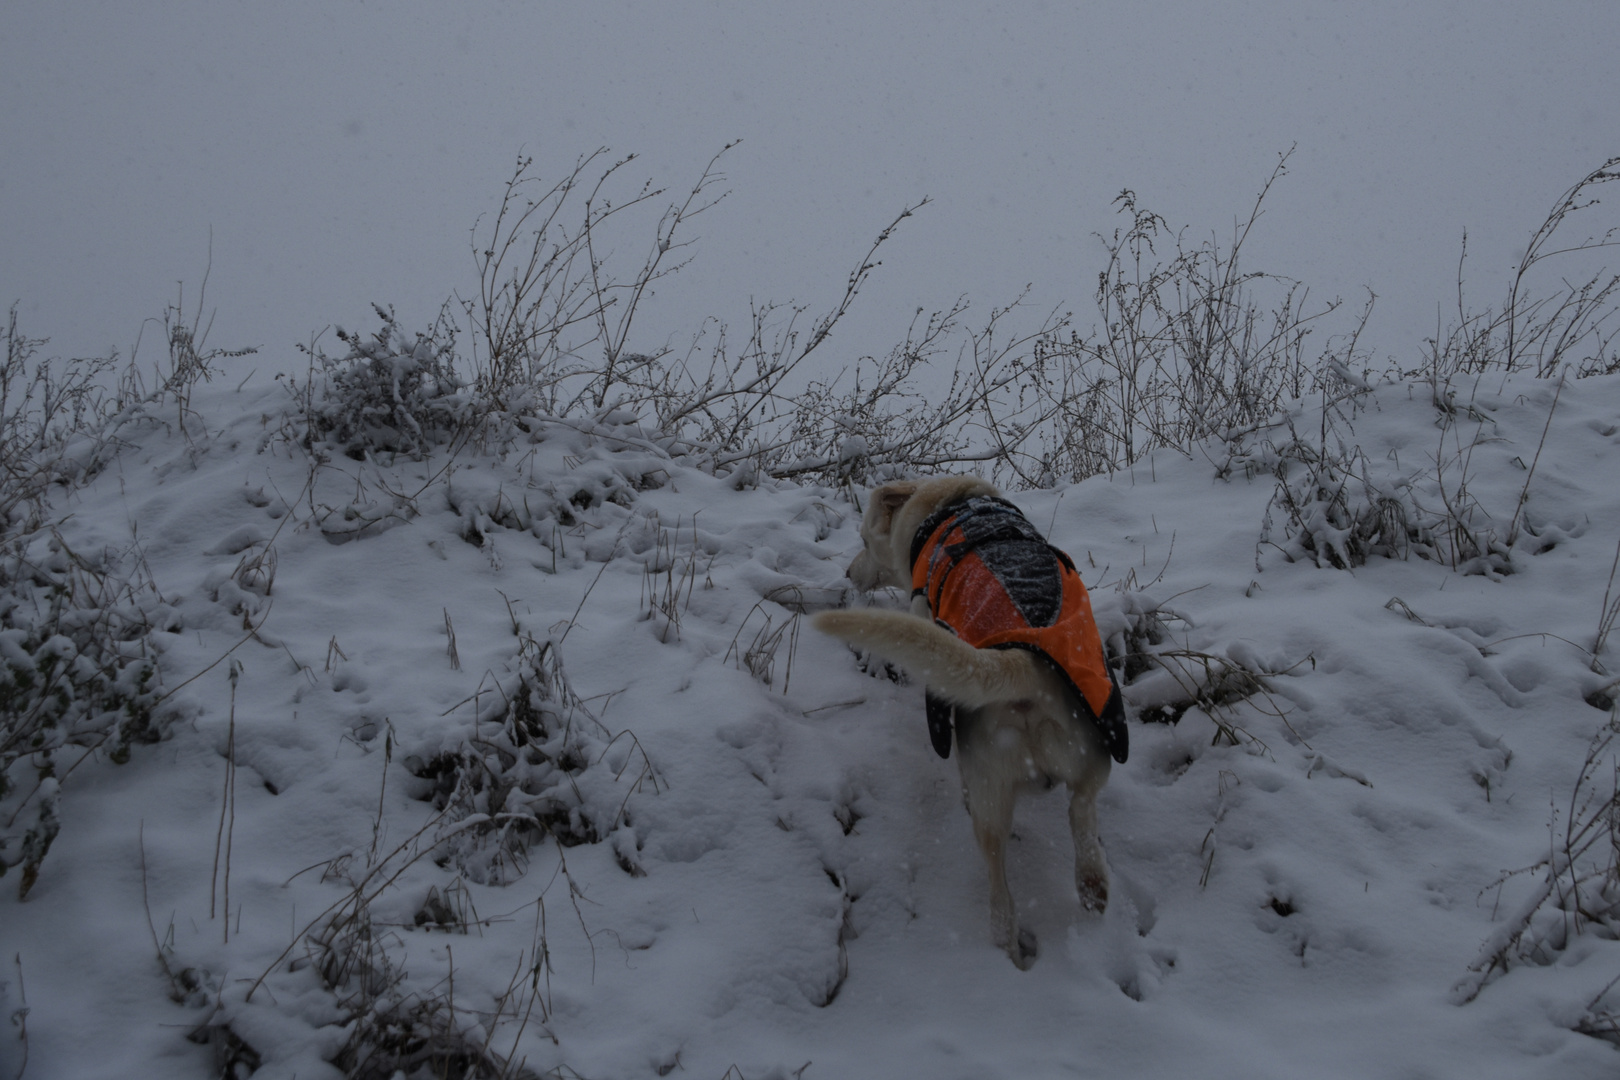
[[1258, 436, 1410, 571], [231, 762, 554, 1080], [0, 536, 174, 899], [1254, 418, 1517, 577], [302, 888, 544, 1080], [1248, 362, 1595, 580], [293, 304, 470, 461], [405, 633, 651, 885], [0, 310, 176, 899]]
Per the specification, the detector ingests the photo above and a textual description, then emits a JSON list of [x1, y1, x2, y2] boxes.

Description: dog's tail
[[812, 610, 1043, 708]]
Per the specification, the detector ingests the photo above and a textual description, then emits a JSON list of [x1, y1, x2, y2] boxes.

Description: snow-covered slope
[[5, 370, 1620, 1079]]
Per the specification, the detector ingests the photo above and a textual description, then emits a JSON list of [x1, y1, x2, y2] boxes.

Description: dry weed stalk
[[726, 601, 802, 692], [1593, 537, 1620, 677], [1453, 725, 1620, 1007], [640, 513, 705, 643]]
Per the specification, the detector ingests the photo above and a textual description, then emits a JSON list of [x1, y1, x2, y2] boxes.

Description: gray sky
[[3, 1, 1617, 372]]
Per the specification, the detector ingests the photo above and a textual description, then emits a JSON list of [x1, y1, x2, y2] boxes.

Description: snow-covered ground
[[4, 362, 1620, 1078]]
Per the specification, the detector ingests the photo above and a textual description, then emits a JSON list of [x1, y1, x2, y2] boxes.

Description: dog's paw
[[1078, 872, 1109, 915]]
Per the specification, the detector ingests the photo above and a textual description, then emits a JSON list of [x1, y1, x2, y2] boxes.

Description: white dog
[[814, 476, 1126, 969]]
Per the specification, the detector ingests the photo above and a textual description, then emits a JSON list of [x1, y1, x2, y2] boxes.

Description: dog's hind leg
[[1067, 764, 1110, 914], [958, 727, 1036, 969], [969, 798, 1037, 969]]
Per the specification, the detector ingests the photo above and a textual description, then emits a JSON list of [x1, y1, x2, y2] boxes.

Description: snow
[[4, 365, 1620, 1078]]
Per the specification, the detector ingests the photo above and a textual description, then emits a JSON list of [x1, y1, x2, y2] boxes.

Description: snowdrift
[[5, 368, 1620, 1079]]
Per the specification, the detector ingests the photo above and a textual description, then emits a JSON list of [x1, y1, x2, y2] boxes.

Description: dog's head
[[847, 481, 918, 591], [847, 476, 998, 591]]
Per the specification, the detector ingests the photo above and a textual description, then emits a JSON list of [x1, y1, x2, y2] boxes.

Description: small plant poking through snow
[[1454, 724, 1620, 1027], [229, 765, 552, 1080], [406, 633, 656, 885]]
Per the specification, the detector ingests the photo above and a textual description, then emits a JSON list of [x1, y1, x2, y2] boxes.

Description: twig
[[210, 662, 241, 943], [9, 953, 26, 1080], [1505, 372, 1564, 547], [1594, 535, 1620, 668], [555, 558, 611, 647]]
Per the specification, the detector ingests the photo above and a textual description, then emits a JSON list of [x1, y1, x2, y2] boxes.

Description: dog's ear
[[868, 482, 917, 534], [879, 487, 915, 512]]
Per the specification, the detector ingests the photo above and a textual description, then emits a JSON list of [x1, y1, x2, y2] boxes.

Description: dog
[[813, 476, 1126, 969]]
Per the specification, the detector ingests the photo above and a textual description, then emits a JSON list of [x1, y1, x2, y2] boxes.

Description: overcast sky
[[4, 2, 1617, 375]]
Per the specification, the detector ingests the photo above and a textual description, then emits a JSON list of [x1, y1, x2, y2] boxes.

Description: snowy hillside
[[5, 355, 1620, 1078]]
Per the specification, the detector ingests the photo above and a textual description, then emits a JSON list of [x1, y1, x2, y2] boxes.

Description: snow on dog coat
[[909, 495, 1128, 764]]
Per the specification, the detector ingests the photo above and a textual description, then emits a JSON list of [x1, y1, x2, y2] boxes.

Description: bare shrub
[[466, 145, 737, 415], [289, 146, 1013, 491], [1426, 156, 1620, 381], [683, 294, 1007, 487], [1106, 588, 1299, 752], [591, 197, 1013, 486], [156, 293, 257, 416], [994, 149, 1375, 488], [1, 306, 120, 534], [1453, 724, 1620, 1016], [296, 145, 1394, 498]]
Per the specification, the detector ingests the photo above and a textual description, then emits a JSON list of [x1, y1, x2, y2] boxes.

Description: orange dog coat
[[910, 495, 1127, 763]]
